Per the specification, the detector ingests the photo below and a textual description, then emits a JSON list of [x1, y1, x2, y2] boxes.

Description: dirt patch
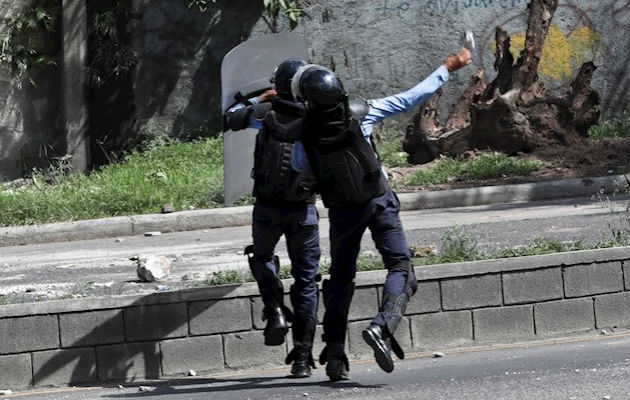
[[391, 137, 630, 192]]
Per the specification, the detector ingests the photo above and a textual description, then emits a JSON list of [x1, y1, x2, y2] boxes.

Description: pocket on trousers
[[299, 204, 319, 226]]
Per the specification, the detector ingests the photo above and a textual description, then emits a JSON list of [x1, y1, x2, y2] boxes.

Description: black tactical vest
[[305, 103, 388, 208], [252, 99, 316, 204]]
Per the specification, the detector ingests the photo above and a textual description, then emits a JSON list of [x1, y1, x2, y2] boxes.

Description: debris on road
[[136, 254, 171, 282]]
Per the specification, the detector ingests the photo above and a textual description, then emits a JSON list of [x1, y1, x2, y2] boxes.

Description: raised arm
[[361, 48, 472, 136]]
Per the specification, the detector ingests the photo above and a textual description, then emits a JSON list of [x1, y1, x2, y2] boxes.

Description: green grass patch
[[406, 152, 543, 186], [0, 138, 225, 226], [376, 133, 409, 168], [588, 112, 630, 139]]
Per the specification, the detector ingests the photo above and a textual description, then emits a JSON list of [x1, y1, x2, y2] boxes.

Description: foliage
[[376, 130, 409, 168], [587, 111, 630, 140], [0, 0, 58, 87], [595, 182, 630, 246], [0, 138, 224, 226], [187, 0, 306, 31], [407, 152, 543, 186], [86, 1, 137, 88]]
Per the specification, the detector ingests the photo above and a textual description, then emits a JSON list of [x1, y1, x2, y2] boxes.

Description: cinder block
[[564, 262, 624, 298], [473, 305, 534, 342], [503, 268, 563, 305], [96, 342, 160, 381], [124, 303, 187, 342], [348, 287, 379, 321], [60, 309, 124, 348], [190, 298, 252, 335], [223, 331, 286, 369], [442, 275, 502, 310], [535, 298, 595, 336], [405, 281, 441, 315], [594, 292, 630, 329], [33, 348, 97, 386], [347, 318, 411, 360], [0, 354, 32, 389], [0, 315, 59, 355], [410, 311, 472, 350], [624, 262, 629, 291], [161, 335, 224, 376]]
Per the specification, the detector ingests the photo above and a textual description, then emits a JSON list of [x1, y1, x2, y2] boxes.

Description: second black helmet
[[291, 65, 346, 110], [271, 58, 307, 100]]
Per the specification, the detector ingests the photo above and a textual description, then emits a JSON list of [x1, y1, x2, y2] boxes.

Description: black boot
[[320, 342, 349, 381], [287, 315, 317, 378], [286, 346, 314, 378], [362, 324, 394, 373], [263, 306, 289, 346]]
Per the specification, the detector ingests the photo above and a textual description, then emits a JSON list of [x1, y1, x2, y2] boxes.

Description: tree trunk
[[403, 0, 600, 164]]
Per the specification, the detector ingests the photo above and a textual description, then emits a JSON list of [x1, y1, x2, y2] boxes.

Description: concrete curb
[[0, 246, 628, 389], [1, 174, 628, 247]]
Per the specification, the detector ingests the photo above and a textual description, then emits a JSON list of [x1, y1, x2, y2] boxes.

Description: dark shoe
[[362, 324, 394, 373], [291, 355, 312, 378], [286, 347, 314, 378], [320, 343, 350, 382], [263, 306, 288, 346]]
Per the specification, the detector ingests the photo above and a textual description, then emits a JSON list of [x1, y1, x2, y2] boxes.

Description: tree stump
[[403, 0, 601, 164]]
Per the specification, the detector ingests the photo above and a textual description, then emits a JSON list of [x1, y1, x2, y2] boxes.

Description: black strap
[[233, 91, 253, 106]]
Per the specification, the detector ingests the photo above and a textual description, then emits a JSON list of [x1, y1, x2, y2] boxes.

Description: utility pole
[[61, 0, 89, 172]]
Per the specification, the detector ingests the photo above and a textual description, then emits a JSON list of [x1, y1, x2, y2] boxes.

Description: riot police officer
[[291, 48, 472, 381], [225, 58, 320, 378]]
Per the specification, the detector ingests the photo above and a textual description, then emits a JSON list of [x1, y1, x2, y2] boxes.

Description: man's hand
[[257, 89, 277, 103], [444, 47, 472, 72]]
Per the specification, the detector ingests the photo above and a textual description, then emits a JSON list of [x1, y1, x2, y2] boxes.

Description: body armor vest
[[306, 104, 388, 208], [252, 99, 316, 203]]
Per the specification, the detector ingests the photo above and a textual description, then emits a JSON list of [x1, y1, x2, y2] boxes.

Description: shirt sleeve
[[361, 65, 450, 137], [225, 98, 262, 131]]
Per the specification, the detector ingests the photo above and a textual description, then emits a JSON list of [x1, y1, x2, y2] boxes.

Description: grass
[[376, 131, 409, 168], [406, 152, 543, 186], [0, 138, 225, 226], [587, 112, 630, 140]]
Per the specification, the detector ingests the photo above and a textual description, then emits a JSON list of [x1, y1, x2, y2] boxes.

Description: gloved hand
[[444, 47, 472, 72]]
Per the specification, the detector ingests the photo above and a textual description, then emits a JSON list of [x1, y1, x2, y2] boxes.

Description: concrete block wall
[[1, 247, 629, 390]]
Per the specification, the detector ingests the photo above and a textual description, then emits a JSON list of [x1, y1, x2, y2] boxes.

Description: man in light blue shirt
[[292, 48, 472, 381], [290, 64, 451, 173]]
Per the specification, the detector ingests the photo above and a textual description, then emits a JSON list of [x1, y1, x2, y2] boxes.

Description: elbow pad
[[225, 106, 254, 131]]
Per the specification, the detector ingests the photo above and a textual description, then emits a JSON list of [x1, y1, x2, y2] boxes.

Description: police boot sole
[[264, 326, 289, 346], [362, 329, 394, 373]]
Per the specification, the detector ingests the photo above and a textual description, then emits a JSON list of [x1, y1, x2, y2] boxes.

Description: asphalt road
[[1, 195, 628, 302], [6, 333, 630, 400]]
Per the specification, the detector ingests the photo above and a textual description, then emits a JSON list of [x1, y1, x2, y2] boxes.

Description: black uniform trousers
[[323, 188, 412, 343], [251, 201, 320, 342]]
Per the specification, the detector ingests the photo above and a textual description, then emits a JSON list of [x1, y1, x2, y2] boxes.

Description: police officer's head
[[270, 58, 307, 101], [291, 65, 346, 112]]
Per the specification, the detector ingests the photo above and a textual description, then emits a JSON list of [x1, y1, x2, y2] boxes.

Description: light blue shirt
[[228, 65, 449, 173], [360, 65, 450, 138]]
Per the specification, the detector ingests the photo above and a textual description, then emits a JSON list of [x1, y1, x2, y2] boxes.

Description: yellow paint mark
[[491, 23, 600, 82]]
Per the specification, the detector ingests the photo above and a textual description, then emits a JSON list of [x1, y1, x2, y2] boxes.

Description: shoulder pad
[[348, 99, 369, 120], [252, 102, 273, 121]]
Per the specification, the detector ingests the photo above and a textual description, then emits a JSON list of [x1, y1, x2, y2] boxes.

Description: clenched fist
[[444, 48, 472, 72]]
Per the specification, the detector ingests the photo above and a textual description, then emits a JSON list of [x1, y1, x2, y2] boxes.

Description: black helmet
[[291, 65, 346, 110], [271, 58, 307, 100]]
